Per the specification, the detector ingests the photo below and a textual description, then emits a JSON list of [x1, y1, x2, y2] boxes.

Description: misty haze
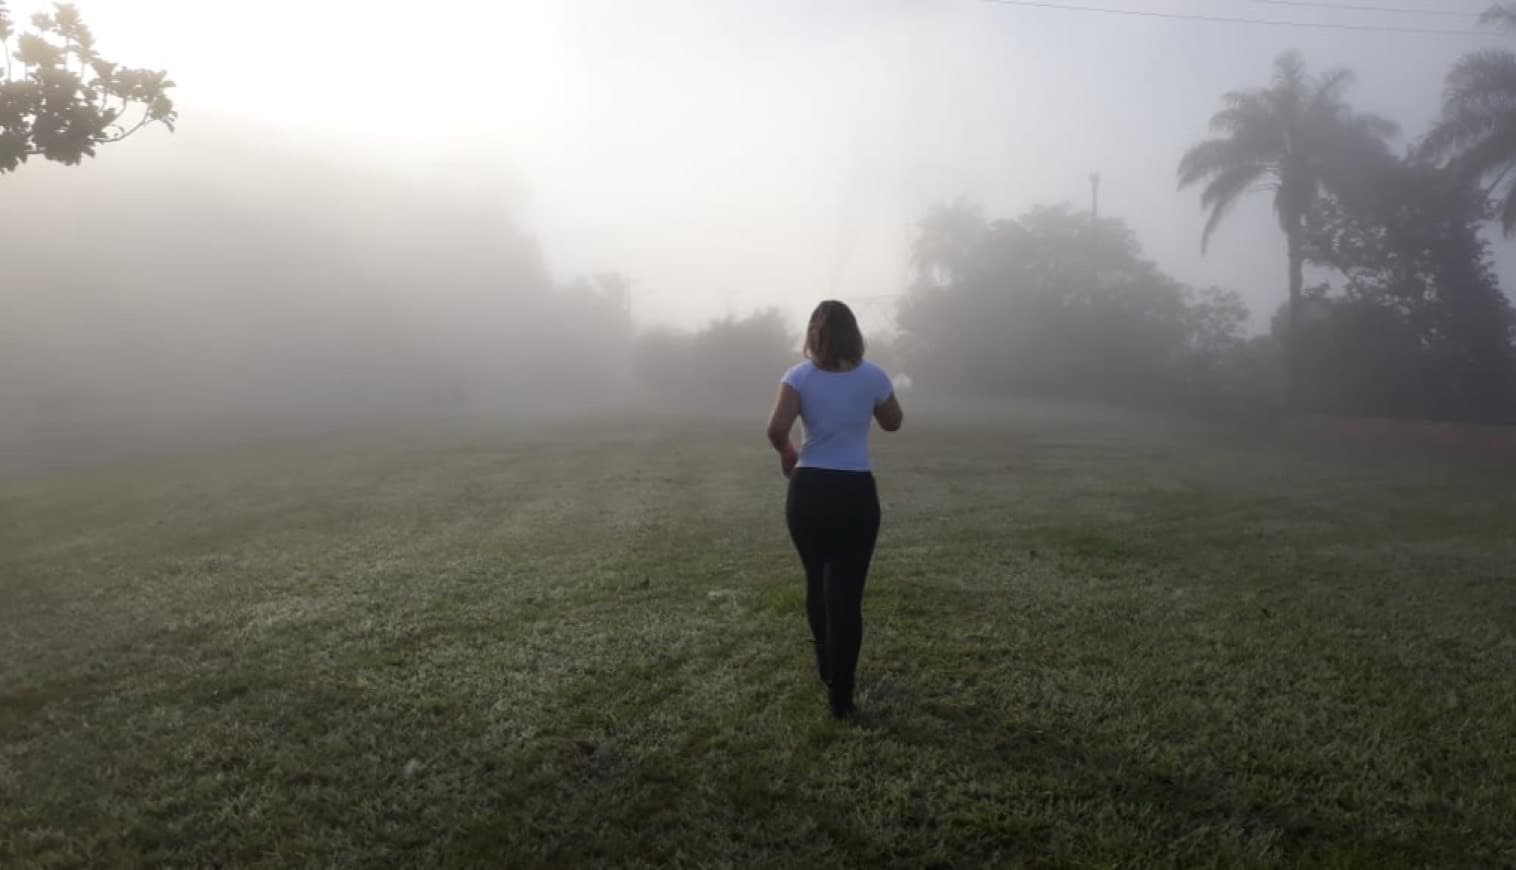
[[4, 1, 1516, 866]]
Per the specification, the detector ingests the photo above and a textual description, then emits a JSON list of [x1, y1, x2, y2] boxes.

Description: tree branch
[[1482, 163, 1515, 201], [101, 105, 152, 143]]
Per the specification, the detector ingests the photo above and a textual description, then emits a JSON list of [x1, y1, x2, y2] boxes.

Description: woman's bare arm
[[874, 393, 903, 432], [766, 383, 802, 476]]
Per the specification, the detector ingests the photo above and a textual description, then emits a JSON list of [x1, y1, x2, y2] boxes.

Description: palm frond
[[1445, 54, 1516, 137], [1426, 50, 1516, 161], [1444, 50, 1516, 114], [1207, 94, 1289, 165], [1449, 117, 1516, 181], [1178, 138, 1256, 189], [1310, 113, 1398, 161], [1479, 3, 1516, 31], [1310, 67, 1357, 113], [1211, 91, 1275, 135], [1426, 107, 1504, 161], [1200, 164, 1269, 252]]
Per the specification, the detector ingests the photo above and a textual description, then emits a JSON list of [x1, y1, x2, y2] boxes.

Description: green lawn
[[3, 405, 1515, 867]]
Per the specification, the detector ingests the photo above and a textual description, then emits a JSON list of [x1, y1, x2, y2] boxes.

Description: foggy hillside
[[0, 123, 597, 471], [6, 0, 1516, 473]]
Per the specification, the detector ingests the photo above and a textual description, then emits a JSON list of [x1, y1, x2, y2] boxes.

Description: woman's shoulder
[[781, 359, 815, 388], [857, 360, 894, 397], [858, 360, 891, 382]]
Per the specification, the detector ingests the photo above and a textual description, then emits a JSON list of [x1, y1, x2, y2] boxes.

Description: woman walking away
[[766, 300, 904, 719]]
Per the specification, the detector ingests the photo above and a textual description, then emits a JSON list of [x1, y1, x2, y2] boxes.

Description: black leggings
[[785, 468, 881, 703]]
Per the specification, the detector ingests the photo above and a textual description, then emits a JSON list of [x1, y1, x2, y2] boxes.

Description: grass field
[[3, 404, 1515, 867]]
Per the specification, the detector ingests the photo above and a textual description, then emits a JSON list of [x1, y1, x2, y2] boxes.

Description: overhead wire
[[976, 0, 1492, 37], [1246, 0, 1480, 18]]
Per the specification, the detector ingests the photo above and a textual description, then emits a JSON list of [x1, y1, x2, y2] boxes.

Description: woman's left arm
[[766, 384, 801, 478]]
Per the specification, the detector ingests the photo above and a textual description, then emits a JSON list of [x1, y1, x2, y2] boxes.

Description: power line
[[976, 0, 1489, 36], [1247, 0, 1478, 17]]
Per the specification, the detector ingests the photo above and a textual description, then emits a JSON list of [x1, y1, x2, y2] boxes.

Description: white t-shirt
[[781, 360, 895, 472]]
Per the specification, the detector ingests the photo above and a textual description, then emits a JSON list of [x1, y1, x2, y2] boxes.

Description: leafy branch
[[0, 1, 176, 174]]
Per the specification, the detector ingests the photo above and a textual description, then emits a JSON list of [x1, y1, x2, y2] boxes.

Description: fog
[[3, 0, 1513, 471]]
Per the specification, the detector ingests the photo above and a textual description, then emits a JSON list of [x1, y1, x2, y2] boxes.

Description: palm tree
[[1422, 5, 1516, 233], [1178, 52, 1397, 408]]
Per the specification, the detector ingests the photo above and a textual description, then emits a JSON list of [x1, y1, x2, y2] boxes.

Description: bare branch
[[101, 104, 152, 143]]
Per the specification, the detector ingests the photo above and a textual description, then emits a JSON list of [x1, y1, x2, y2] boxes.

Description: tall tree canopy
[[1423, 6, 1516, 234], [1298, 161, 1516, 421], [1179, 52, 1396, 406], [0, 1, 176, 174], [897, 203, 1248, 402]]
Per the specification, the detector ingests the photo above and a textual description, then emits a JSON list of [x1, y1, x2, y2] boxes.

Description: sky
[[8, 0, 1512, 331]]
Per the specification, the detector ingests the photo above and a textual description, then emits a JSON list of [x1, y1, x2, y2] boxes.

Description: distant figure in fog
[[766, 300, 904, 719]]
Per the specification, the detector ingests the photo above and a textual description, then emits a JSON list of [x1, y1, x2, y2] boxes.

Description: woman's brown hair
[[805, 300, 865, 371]]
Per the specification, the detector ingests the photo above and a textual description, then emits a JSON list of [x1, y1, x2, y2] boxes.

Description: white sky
[[12, 0, 1511, 330]]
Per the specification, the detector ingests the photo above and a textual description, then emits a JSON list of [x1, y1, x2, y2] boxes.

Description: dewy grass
[[3, 407, 1514, 867]]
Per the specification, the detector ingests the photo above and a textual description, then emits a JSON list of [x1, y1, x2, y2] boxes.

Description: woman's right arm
[[874, 393, 903, 432]]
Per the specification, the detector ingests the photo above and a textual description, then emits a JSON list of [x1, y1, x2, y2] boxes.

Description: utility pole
[[1089, 172, 1101, 219]]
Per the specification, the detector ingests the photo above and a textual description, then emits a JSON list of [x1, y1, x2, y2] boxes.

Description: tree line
[[895, 9, 1516, 424], [630, 8, 1516, 424], [13, 3, 1516, 428]]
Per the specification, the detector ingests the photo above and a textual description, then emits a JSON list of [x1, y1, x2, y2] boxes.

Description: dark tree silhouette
[[1179, 52, 1396, 408], [0, 2, 176, 174], [1299, 161, 1515, 421]]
